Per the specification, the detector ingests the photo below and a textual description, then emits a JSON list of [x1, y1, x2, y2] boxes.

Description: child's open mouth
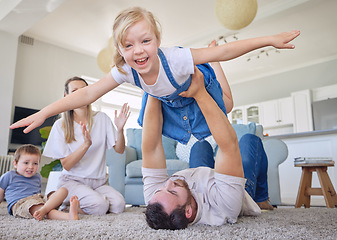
[[135, 58, 148, 66]]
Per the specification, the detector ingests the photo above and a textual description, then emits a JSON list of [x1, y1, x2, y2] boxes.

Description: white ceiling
[[1, 0, 337, 84]]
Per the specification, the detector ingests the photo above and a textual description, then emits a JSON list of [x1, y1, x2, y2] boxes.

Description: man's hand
[[179, 67, 207, 100]]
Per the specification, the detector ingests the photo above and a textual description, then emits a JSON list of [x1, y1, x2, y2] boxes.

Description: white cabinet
[[228, 104, 261, 125], [246, 105, 260, 124], [260, 97, 294, 128], [229, 107, 245, 124], [291, 90, 313, 133]]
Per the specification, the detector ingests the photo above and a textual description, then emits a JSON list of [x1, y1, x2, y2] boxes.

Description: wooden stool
[[295, 162, 337, 208]]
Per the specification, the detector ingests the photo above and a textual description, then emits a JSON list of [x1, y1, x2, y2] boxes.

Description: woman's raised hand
[[114, 103, 131, 131], [80, 121, 92, 147]]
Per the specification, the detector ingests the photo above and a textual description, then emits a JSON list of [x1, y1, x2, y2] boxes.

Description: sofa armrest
[[106, 147, 127, 196], [262, 138, 288, 205], [106, 146, 138, 197]]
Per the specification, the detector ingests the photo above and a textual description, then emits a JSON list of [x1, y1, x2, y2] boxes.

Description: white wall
[[13, 38, 105, 109], [231, 57, 337, 107], [0, 31, 18, 155]]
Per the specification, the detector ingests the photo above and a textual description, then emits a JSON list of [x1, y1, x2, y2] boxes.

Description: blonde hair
[[62, 77, 94, 143], [112, 6, 162, 74], [14, 144, 41, 163]]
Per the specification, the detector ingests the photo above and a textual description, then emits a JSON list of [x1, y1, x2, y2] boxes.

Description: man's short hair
[[145, 202, 189, 230]]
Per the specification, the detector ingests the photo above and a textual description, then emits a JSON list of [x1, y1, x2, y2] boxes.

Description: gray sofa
[[106, 123, 288, 206]]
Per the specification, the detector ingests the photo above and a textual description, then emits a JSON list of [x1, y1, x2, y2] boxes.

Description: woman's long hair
[[62, 76, 94, 143]]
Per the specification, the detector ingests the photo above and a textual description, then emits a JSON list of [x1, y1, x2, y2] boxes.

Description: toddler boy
[[0, 144, 79, 220]]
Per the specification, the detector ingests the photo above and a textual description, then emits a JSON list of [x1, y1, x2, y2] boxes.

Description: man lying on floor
[[141, 67, 261, 230]]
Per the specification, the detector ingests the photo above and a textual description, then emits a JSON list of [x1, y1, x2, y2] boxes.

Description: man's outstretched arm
[[180, 67, 244, 178], [142, 96, 166, 169]]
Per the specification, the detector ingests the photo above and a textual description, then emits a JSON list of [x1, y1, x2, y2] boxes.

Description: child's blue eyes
[[124, 40, 150, 48]]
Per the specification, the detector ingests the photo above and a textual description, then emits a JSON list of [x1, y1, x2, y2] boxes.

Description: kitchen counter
[[267, 128, 337, 139], [271, 128, 337, 205]]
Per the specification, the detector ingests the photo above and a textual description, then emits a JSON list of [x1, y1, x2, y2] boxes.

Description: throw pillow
[[126, 128, 177, 159], [232, 122, 256, 141]]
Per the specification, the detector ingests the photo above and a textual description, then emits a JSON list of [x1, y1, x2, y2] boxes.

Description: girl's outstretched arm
[[10, 73, 120, 133], [191, 30, 300, 65]]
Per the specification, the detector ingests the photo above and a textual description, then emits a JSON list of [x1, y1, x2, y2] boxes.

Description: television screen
[[10, 106, 59, 146]]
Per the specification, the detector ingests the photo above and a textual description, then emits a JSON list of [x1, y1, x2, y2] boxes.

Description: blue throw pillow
[[231, 122, 256, 141], [126, 128, 177, 159]]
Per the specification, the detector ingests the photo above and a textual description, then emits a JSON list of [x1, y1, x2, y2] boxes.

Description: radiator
[[0, 155, 14, 176]]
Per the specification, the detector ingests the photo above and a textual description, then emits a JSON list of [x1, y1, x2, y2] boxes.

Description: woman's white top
[[110, 47, 194, 97], [43, 112, 117, 179]]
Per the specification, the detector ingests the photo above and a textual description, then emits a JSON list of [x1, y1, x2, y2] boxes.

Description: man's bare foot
[[33, 207, 48, 221], [69, 196, 80, 220]]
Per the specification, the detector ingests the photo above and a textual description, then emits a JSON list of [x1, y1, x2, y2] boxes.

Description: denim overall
[[134, 48, 227, 144]]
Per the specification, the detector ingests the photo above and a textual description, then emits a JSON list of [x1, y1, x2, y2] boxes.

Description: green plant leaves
[[40, 159, 61, 178]]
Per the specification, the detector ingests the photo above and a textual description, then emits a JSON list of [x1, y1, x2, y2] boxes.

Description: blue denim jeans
[[189, 133, 269, 203]]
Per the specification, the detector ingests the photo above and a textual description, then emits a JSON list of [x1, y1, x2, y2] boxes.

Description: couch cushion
[[232, 122, 256, 141], [126, 128, 177, 159], [126, 159, 189, 178]]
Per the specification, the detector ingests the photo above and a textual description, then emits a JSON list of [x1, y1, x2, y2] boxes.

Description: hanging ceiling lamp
[[215, 0, 258, 30], [97, 37, 114, 74]]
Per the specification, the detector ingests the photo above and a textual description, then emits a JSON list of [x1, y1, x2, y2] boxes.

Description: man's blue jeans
[[189, 133, 269, 203]]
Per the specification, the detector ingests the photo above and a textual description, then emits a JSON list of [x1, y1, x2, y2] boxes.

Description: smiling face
[[13, 153, 40, 178], [150, 178, 192, 215], [118, 18, 161, 79]]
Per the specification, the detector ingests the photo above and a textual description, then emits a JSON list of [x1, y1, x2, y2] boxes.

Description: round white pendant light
[[215, 0, 258, 30]]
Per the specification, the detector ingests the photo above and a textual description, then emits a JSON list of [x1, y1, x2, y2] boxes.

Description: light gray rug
[[0, 202, 336, 240]]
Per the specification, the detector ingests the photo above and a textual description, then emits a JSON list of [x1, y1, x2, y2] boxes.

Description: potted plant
[[39, 126, 62, 178]]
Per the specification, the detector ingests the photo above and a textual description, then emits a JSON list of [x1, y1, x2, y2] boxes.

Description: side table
[[295, 162, 337, 208]]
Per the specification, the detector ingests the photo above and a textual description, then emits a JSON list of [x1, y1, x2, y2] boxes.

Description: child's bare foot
[[69, 196, 80, 220], [33, 207, 48, 221]]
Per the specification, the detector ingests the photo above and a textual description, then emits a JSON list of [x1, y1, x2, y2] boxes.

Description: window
[[83, 76, 143, 130]]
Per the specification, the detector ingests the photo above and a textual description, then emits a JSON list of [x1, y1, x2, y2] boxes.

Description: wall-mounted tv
[[10, 106, 59, 146]]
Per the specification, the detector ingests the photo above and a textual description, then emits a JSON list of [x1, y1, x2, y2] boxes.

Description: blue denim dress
[[135, 48, 227, 144]]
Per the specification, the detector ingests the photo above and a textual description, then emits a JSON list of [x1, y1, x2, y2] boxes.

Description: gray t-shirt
[[0, 170, 41, 214], [142, 167, 261, 226]]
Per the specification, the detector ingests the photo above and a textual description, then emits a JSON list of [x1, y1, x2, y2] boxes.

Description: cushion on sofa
[[126, 159, 189, 178], [126, 128, 177, 159], [232, 122, 256, 141]]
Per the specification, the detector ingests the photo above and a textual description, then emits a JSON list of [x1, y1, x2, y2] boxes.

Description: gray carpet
[[0, 202, 336, 240]]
